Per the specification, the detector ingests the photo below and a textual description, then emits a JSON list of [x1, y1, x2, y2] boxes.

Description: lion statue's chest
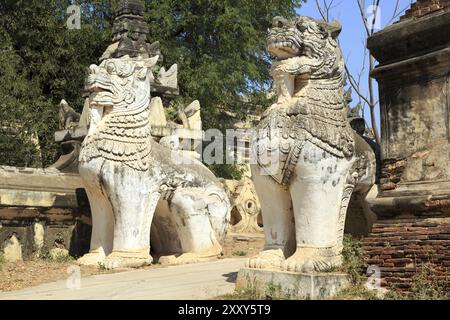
[[254, 99, 355, 186]]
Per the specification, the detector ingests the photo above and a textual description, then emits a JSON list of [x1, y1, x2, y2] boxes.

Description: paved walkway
[[0, 259, 246, 300]]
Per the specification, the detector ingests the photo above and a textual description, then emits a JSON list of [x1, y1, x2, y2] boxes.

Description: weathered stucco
[[365, 4, 450, 291], [367, 9, 450, 214]]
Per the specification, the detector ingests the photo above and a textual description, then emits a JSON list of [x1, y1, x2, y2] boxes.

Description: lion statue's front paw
[[158, 247, 222, 266], [77, 251, 106, 266], [100, 251, 152, 270], [245, 249, 285, 270], [282, 251, 342, 273]]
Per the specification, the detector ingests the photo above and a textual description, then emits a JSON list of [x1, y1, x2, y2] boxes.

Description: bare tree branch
[[357, 48, 367, 88], [356, 0, 371, 36], [389, 0, 401, 23], [370, 0, 381, 35], [345, 65, 372, 106], [315, 0, 328, 21]]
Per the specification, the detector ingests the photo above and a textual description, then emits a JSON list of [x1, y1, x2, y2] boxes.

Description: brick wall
[[363, 217, 450, 290], [379, 159, 406, 192], [400, 0, 450, 21]]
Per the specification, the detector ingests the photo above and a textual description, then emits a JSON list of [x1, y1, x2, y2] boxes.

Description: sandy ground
[[221, 232, 265, 259], [0, 233, 264, 293], [0, 260, 115, 292], [0, 259, 246, 300]]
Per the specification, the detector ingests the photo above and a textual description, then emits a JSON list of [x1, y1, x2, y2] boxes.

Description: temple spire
[[101, 0, 161, 61]]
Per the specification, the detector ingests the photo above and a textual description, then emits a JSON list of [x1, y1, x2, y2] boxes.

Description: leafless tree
[[314, 0, 412, 145]]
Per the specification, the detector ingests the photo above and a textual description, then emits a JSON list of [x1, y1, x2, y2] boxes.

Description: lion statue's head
[[86, 56, 158, 112], [268, 16, 343, 80]]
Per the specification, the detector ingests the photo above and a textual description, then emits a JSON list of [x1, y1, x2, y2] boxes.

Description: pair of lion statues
[[77, 15, 376, 272]]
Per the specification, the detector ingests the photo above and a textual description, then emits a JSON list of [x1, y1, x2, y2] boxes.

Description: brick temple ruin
[[365, 0, 450, 290]]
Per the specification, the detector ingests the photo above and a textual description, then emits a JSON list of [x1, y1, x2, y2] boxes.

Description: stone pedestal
[[236, 268, 350, 300]]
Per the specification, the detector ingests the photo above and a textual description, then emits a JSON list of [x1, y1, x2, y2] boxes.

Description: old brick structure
[[365, 1, 450, 290], [363, 220, 450, 289], [400, 0, 450, 21], [0, 166, 91, 260]]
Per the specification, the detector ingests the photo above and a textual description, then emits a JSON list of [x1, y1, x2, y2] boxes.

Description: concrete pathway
[[0, 259, 245, 300]]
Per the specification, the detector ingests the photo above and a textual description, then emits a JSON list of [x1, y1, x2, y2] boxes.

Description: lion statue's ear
[[318, 20, 342, 39], [327, 20, 342, 39]]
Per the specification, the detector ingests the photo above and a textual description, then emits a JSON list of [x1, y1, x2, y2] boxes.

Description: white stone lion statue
[[77, 56, 230, 269], [247, 16, 377, 273]]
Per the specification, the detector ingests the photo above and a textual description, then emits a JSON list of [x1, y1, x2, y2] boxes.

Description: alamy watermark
[[365, 265, 382, 290], [66, 5, 81, 30], [366, 5, 382, 31], [167, 126, 282, 176], [66, 265, 81, 290]]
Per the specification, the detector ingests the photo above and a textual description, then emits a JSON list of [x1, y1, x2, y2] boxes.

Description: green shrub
[[232, 251, 247, 257], [334, 284, 381, 300], [341, 235, 365, 284], [42, 249, 74, 263], [334, 235, 382, 300], [385, 264, 450, 300]]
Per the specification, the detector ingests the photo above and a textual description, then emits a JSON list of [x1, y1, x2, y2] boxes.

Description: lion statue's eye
[[106, 63, 116, 74]]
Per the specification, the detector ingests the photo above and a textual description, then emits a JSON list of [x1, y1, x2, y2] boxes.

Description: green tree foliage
[[0, 27, 43, 166], [146, 0, 304, 179], [0, 0, 111, 167], [145, 0, 303, 128], [0, 0, 303, 176]]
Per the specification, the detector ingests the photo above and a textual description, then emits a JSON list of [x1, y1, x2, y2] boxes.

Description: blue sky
[[295, 0, 414, 129]]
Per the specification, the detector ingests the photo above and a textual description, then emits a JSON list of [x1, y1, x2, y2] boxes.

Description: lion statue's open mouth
[[267, 39, 302, 60], [86, 70, 115, 108], [267, 16, 343, 78], [85, 57, 158, 110], [267, 16, 306, 61]]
